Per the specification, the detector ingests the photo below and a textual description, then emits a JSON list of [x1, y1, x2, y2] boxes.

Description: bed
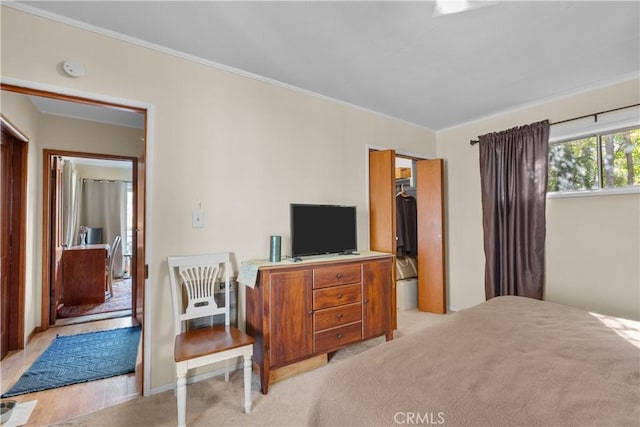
[[308, 296, 639, 426]]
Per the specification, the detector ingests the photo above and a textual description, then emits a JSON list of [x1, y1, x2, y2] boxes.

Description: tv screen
[[290, 204, 357, 258]]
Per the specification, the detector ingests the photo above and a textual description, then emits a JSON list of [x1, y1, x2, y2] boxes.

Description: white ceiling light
[[434, 0, 500, 16]]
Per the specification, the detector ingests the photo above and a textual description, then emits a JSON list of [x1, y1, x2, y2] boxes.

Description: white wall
[[73, 164, 133, 181], [1, 7, 436, 391], [38, 114, 143, 157], [437, 78, 640, 320], [546, 193, 639, 320]]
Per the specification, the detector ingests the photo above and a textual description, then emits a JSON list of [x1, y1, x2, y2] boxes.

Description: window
[[548, 127, 640, 192], [547, 105, 640, 194]]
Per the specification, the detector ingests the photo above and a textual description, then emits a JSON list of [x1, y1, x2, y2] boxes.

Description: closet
[[368, 150, 446, 314]]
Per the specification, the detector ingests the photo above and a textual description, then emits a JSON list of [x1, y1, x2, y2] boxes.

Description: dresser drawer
[[314, 322, 362, 354], [313, 264, 362, 289], [314, 302, 362, 332], [313, 284, 361, 310]]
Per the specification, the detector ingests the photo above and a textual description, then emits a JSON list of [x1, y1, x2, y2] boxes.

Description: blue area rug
[[1, 325, 141, 397]]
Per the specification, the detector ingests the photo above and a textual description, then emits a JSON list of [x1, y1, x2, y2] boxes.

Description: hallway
[[1, 316, 141, 426]]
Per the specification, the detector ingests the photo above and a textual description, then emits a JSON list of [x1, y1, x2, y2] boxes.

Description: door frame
[[0, 114, 29, 355], [46, 154, 64, 325], [0, 81, 152, 395], [366, 146, 448, 314], [43, 149, 138, 324]]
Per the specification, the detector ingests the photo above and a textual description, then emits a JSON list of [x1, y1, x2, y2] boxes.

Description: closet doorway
[[369, 149, 447, 314]]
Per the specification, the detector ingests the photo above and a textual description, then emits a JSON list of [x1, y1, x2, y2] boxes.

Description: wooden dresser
[[245, 252, 395, 394], [62, 244, 109, 306]]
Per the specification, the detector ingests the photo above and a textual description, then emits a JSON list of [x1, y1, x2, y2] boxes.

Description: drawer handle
[[336, 273, 344, 279], [308, 310, 313, 315], [336, 313, 343, 319], [337, 293, 343, 299], [337, 333, 343, 339], [363, 298, 369, 303]]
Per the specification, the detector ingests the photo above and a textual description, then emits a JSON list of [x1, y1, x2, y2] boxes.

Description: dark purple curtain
[[478, 120, 550, 300]]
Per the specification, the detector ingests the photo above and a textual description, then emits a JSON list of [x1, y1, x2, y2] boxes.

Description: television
[[290, 204, 357, 258]]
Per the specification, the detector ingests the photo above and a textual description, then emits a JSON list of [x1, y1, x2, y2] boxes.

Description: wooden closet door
[[416, 159, 446, 314], [368, 150, 396, 254], [368, 149, 397, 330]]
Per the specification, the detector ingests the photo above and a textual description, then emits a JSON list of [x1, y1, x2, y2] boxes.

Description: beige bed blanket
[[309, 296, 639, 426]]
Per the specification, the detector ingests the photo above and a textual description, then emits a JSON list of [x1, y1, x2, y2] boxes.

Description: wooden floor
[[1, 316, 142, 426]]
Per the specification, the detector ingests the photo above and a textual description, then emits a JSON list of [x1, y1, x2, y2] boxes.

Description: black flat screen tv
[[290, 204, 357, 258]]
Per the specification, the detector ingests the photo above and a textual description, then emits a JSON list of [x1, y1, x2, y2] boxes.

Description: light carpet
[[52, 310, 446, 426]]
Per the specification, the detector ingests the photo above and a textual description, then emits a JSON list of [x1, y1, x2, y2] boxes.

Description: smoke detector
[[62, 60, 85, 77]]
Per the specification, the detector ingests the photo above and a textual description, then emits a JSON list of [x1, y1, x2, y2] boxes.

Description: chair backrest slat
[[178, 264, 220, 314], [167, 253, 232, 336]]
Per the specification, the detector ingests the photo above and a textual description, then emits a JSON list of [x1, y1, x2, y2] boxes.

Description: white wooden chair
[[167, 253, 254, 427]]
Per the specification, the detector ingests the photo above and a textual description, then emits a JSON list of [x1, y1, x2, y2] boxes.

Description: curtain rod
[[469, 103, 640, 146]]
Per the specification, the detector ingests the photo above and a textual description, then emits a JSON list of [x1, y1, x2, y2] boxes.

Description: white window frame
[[547, 106, 640, 199]]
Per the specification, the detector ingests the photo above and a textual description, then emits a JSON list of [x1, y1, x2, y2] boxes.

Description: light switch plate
[[192, 210, 204, 228]]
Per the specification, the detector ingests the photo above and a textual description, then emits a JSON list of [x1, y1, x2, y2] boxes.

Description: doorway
[[368, 149, 447, 314], [0, 83, 147, 395], [46, 152, 136, 326]]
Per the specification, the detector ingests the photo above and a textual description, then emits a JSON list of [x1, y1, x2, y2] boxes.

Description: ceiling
[[28, 95, 145, 129], [62, 156, 132, 170], [11, 1, 640, 131]]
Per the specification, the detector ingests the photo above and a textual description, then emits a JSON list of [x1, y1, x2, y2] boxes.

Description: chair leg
[[243, 355, 252, 414], [106, 271, 113, 299], [176, 364, 188, 427]]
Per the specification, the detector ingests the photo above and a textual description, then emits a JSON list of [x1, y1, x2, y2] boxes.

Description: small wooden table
[[62, 244, 109, 305]]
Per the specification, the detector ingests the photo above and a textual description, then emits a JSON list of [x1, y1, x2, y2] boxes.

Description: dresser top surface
[[66, 243, 110, 251], [256, 250, 393, 271]]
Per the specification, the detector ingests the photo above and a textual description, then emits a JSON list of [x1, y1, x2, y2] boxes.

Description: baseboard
[[148, 360, 245, 395], [25, 327, 40, 346]]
